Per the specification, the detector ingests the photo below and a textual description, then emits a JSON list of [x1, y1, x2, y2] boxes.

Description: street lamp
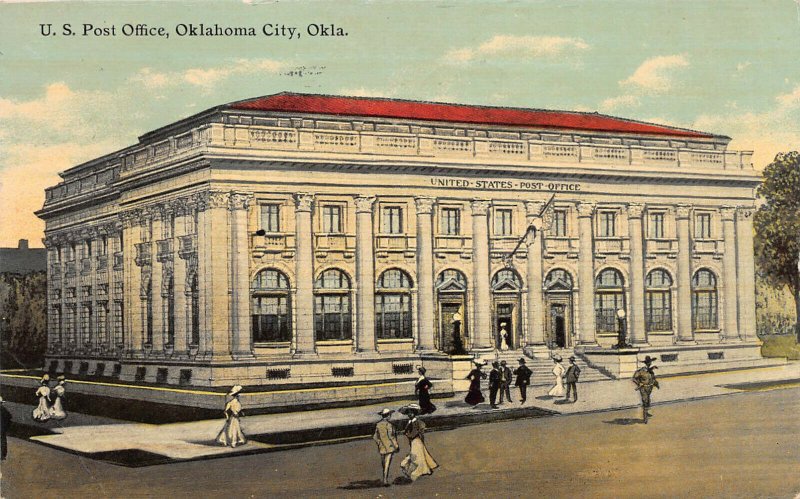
[[615, 308, 629, 349]]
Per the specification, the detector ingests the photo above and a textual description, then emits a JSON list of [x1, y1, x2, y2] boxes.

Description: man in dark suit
[[513, 358, 533, 404], [0, 397, 11, 460], [499, 360, 513, 404], [488, 361, 502, 409], [632, 355, 659, 423], [565, 356, 581, 403]]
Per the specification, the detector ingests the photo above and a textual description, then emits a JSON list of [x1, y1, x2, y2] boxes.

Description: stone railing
[[156, 239, 173, 261], [314, 234, 355, 252], [645, 238, 679, 256], [251, 233, 296, 256], [113, 252, 124, 270], [595, 237, 631, 255], [693, 239, 723, 256], [178, 235, 196, 258], [544, 237, 579, 255], [375, 235, 416, 252], [434, 235, 472, 251], [135, 242, 152, 266]]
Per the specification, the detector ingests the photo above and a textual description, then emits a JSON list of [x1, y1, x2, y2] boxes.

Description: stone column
[[415, 197, 436, 351], [721, 206, 739, 341], [354, 196, 377, 353], [123, 210, 143, 355], [103, 228, 115, 352], [525, 201, 546, 347], [205, 191, 233, 358], [627, 203, 646, 345], [294, 193, 316, 355], [150, 213, 164, 352], [230, 192, 255, 358], [471, 200, 492, 350], [576, 202, 596, 345], [194, 199, 210, 356], [735, 207, 756, 342], [675, 204, 694, 343], [173, 204, 189, 356]]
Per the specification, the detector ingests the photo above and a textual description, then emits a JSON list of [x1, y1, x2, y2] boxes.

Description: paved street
[[2, 385, 799, 498]]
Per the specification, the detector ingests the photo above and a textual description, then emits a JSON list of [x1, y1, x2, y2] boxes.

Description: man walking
[[1, 397, 12, 460], [488, 361, 502, 409], [564, 356, 581, 403], [513, 358, 533, 404], [632, 356, 659, 423], [499, 360, 513, 404], [372, 408, 399, 486]]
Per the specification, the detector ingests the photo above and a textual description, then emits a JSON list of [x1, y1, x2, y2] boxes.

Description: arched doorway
[[491, 269, 523, 350], [544, 269, 574, 349], [435, 269, 468, 354]]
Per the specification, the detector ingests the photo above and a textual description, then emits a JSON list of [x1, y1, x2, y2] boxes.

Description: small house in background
[[0, 239, 47, 274]]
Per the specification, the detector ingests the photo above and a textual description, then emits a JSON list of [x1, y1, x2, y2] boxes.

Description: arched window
[[251, 269, 291, 343], [190, 274, 199, 346], [314, 269, 352, 341], [646, 269, 673, 332], [436, 269, 467, 289], [544, 269, 574, 291], [594, 268, 625, 333], [491, 269, 522, 291], [376, 269, 413, 339], [692, 269, 718, 330]]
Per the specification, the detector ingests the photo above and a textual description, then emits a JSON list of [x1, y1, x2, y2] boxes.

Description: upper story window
[[260, 204, 281, 233], [695, 212, 712, 239], [382, 206, 404, 235], [99, 235, 108, 256], [69, 243, 76, 261], [54, 245, 62, 263], [552, 209, 568, 237], [648, 212, 665, 239], [440, 207, 461, 235], [85, 240, 93, 258], [598, 211, 617, 238], [322, 205, 343, 234], [494, 208, 513, 236]]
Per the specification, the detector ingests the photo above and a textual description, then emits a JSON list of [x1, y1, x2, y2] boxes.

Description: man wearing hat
[[513, 358, 533, 404], [632, 356, 660, 423], [499, 360, 513, 404], [1, 396, 11, 460], [488, 361, 502, 409], [372, 408, 399, 486], [564, 356, 581, 403]]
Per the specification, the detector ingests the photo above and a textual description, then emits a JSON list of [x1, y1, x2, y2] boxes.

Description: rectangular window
[[649, 212, 665, 239], [314, 295, 352, 341], [645, 291, 672, 331], [51, 305, 62, 343], [66, 287, 76, 299], [85, 240, 93, 258], [251, 295, 291, 342], [82, 286, 92, 298], [440, 207, 461, 235], [69, 243, 76, 261], [322, 205, 342, 233], [692, 291, 718, 330], [376, 294, 412, 339], [97, 302, 108, 341], [65, 305, 75, 343], [382, 206, 403, 234], [598, 211, 617, 237], [552, 210, 567, 237], [114, 301, 124, 345], [695, 213, 712, 239], [55, 246, 62, 263], [100, 235, 108, 256], [80, 304, 92, 344], [260, 204, 281, 233], [494, 209, 513, 236]]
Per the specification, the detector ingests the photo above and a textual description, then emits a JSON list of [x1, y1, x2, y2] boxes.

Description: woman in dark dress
[[464, 361, 487, 406], [415, 367, 437, 415]]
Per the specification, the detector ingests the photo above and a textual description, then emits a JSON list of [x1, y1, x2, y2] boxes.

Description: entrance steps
[[474, 349, 613, 386]]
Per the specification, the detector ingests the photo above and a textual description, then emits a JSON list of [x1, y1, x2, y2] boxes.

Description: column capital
[[675, 203, 692, 220], [207, 190, 232, 210], [414, 196, 435, 215], [524, 200, 546, 218], [627, 203, 645, 219], [229, 192, 254, 211], [293, 193, 315, 212], [354, 195, 376, 213], [736, 206, 755, 220], [471, 199, 491, 216], [576, 201, 595, 218], [720, 205, 736, 221]]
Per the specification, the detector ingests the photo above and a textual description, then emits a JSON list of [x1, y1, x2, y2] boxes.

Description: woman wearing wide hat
[[398, 404, 439, 481], [49, 376, 68, 420], [464, 360, 487, 406], [547, 355, 566, 398], [216, 385, 247, 448], [415, 367, 437, 415], [32, 374, 51, 422]]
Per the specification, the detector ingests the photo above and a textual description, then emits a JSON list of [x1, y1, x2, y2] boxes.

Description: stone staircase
[[475, 349, 613, 386]]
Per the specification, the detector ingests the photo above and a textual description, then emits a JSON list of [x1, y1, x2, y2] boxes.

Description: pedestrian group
[[31, 374, 69, 423]]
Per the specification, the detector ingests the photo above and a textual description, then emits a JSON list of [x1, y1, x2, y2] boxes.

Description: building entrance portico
[[436, 269, 468, 353], [492, 269, 523, 350], [544, 269, 574, 349]]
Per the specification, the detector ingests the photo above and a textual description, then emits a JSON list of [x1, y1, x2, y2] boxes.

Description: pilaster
[[294, 193, 316, 355], [675, 204, 694, 343], [576, 201, 596, 345], [230, 192, 255, 358], [627, 203, 646, 345], [525, 201, 546, 347], [735, 207, 756, 341], [721, 206, 739, 341], [173, 204, 189, 356], [415, 197, 436, 351], [471, 199, 492, 350], [354, 195, 377, 353]]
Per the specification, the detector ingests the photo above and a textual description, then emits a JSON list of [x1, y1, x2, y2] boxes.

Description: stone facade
[[36, 93, 762, 387]]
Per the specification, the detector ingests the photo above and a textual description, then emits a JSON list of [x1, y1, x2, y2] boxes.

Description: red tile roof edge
[[227, 92, 722, 140]]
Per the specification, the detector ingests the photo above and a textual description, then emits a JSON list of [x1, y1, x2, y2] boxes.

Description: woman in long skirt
[[216, 385, 247, 448], [415, 367, 437, 415], [548, 355, 567, 397], [399, 405, 439, 481], [49, 376, 67, 420], [32, 375, 51, 422], [464, 361, 487, 406]]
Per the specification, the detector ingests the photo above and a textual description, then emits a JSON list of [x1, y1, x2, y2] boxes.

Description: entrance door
[[495, 303, 515, 349], [439, 302, 465, 353], [552, 304, 567, 348]]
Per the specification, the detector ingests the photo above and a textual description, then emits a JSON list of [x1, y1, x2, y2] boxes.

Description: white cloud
[[444, 35, 589, 63], [736, 61, 752, 72], [130, 58, 286, 92], [337, 87, 397, 98], [620, 54, 690, 93], [598, 95, 640, 113]]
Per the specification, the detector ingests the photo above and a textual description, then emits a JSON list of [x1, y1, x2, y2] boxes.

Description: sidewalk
[[14, 362, 800, 466]]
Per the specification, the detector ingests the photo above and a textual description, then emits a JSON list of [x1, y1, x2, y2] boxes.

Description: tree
[[754, 151, 800, 342], [0, 272, 47, 368]]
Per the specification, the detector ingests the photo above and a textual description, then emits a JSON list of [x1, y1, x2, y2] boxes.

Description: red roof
[[228, 92, 716, 139]]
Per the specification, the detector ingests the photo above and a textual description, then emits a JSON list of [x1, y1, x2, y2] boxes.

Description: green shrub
[[760, 334, 800, 360]]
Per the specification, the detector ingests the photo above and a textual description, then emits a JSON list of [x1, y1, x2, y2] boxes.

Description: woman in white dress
[[547, 355, 566, 397], [216, 385, 246, 448], [49, 376, 67, 420], [32, 375, 51, 422], [399, 404, 439, 482], [499, 323, 509, 351]]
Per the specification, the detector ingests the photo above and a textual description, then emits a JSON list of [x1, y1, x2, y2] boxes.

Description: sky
[[1, 0, 799, 248]]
